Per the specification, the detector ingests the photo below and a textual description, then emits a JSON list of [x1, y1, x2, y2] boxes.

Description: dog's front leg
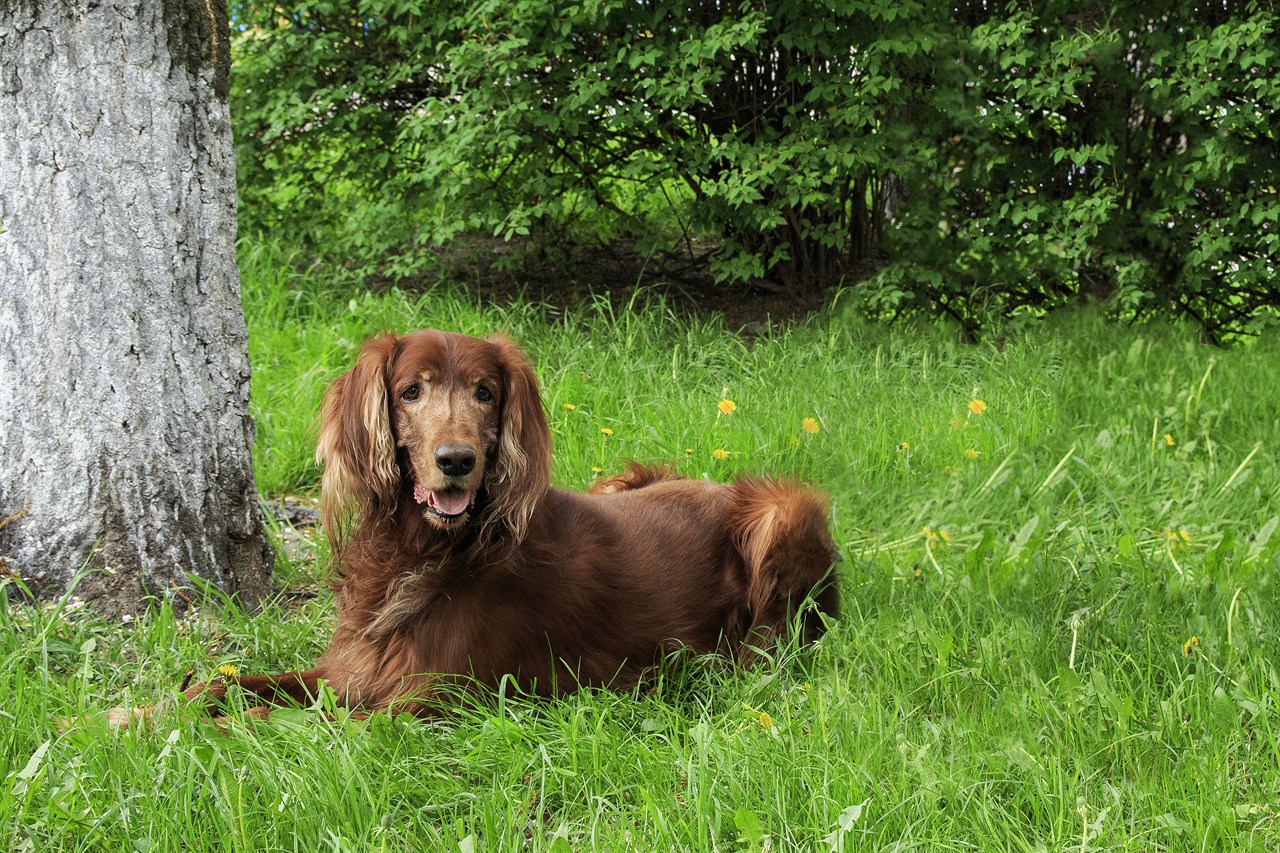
[[96, 667, 331, 729]]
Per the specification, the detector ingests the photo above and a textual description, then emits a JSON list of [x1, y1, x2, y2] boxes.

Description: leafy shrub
[[871, 1, 1280, 342], [230, 1, 1279, 340]]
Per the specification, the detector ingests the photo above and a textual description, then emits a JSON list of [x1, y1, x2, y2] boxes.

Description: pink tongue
[[428, 490, 471, 516]]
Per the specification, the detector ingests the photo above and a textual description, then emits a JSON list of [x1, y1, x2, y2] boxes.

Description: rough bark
[[0, 0, 273, 614]]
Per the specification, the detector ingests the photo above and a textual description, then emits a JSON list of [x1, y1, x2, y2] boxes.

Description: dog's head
[[315, 330, 550, 547]]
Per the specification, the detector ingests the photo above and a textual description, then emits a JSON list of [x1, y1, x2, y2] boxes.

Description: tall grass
[[3, 241, 1278, 850]]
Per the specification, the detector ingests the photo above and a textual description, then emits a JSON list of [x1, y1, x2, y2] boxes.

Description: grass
[[3, 240, 1279, 850]]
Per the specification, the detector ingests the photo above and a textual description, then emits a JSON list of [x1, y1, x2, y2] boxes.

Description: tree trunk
[[0, 0, 273, 614]]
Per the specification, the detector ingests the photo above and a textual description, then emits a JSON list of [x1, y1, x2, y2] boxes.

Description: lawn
[[3, 243, 1278, 850]]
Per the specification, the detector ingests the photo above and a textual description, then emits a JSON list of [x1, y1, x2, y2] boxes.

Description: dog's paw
[[102, 705, 152, 729], [56, 676, 239, 733], [55, 702, 163, 732]]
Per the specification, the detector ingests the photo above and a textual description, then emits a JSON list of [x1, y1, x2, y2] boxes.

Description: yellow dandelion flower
[[684, 447, 694, 455], [591, 466, 603, 474], [898, 441, 911, 451], [802, 417, 820, 434], [217, 664, 240, 678], [718, 399, 737, 415], [968, 399, 988, 415], [1179, 529, 1191, 543], [712, 448, 730, 461], [1183, 635, 1200, 656], [757, 711, 774, 729], [564, 403, 576, 411], [939, 529, 952, 543], [923, 525, 937, 541], [1164, 433, 1175, 446], [600, 427, 613, 436], [964, 448, 981, 460]]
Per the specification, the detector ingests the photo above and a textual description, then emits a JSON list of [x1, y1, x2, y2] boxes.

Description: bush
[[870, 1, 1280, 342], [230, 1, 1279, 341]]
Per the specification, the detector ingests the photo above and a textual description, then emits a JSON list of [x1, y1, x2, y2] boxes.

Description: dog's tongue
[[428, 489, 472, 516], [412, 482, 472, 516]]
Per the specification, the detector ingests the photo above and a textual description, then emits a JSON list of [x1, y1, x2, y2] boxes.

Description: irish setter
[[115, 330, 839, 722]]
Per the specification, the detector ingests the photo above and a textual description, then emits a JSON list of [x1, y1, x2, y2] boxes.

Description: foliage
[[5, 255, 1280, 848], [231, 0, 912, 289], [231, 1, 1280, 340], [870, 1, 1280, 342]]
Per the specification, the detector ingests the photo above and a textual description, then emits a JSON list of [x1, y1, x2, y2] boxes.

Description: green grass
[[3, 240, 1279, 850]]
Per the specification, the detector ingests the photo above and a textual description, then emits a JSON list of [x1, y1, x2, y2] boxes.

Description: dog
[[121, 330, 839, 721]]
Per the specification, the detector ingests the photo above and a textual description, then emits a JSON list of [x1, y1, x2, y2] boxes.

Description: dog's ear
[[486, 336, 551, 542], [315, 333, 400, 543]]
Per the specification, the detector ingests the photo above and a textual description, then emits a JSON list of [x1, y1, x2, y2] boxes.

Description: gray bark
[[0, 0, 272, 614]]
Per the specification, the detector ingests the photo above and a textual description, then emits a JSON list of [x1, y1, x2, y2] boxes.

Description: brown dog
[[121, 330, 839, 721]]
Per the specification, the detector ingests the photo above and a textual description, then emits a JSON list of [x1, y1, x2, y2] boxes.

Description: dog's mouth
[[413, 482, 476, 523]]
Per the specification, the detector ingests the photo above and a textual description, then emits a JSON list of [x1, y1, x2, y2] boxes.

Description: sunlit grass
[[2, 240, 1278, 850]]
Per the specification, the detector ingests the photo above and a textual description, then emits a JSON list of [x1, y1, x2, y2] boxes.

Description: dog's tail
[[726, 477, 840, 650]]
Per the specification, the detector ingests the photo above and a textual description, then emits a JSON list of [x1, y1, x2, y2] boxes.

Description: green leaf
[[734, 806, 766, 844]]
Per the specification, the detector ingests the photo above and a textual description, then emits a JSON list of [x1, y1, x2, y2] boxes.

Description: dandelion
[[1183, 635, 1200, 656], [564, 403, 576, 411], [718, 399, 737, 415], [968, 399, 988, 415], [217, 664, 240, 678], [684, 448, 694, 455], [591, 466, 603, 475], [802, 417, 820, 434], [713, 448, 730, 461], [600, 427, 613, 436], [897, 441, 911, 451], [1164, 433, 1175, 446], [964, 448, 981, 460], [757, 711, 774, 729]]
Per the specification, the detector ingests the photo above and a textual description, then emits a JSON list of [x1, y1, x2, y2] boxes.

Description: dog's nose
[[435, 445, 477, 477]]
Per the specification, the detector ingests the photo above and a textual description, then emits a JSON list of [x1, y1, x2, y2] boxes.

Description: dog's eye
[[475, 385, 493, 403], [400, 384, 420, 403]]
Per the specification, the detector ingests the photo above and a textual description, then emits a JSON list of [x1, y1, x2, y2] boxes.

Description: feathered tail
[[726, 477, 840, 653]]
